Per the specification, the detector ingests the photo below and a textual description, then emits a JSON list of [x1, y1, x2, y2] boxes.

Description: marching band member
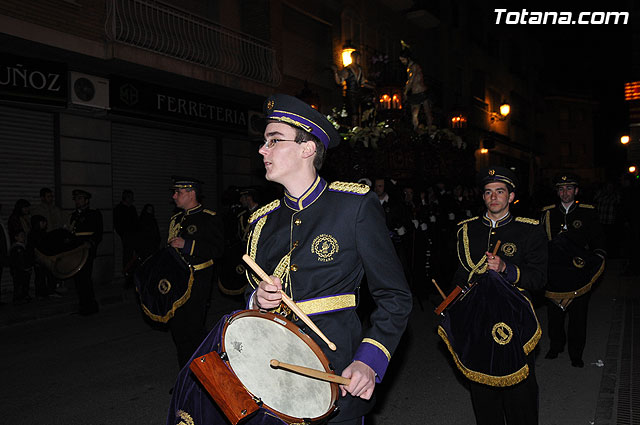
[[246, 94, 412, 424], [69, 189, 102, 316], [541, 173, 606, 368], [448, 167, 547, 425], [166, 177, 224, 368]]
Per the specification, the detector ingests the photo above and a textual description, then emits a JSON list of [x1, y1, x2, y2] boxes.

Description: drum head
[[223, 311, 334, 421]]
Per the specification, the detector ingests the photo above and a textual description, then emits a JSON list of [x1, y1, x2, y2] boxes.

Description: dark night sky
[[481, 1, 634, 177]]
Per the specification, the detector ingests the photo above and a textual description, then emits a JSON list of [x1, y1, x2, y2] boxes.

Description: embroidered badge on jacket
[[311, 234, 339, 262], [186, 224, 197, 235], [501, 242, 517, 257], [572, 220, 582, 229]]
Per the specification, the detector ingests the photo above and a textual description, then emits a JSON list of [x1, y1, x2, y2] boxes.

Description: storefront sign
[[0, 54, 67, 106], [110, 77, 249, 132]]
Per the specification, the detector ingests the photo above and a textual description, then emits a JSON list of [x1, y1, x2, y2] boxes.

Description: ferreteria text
[[494, 9, 629, 25]]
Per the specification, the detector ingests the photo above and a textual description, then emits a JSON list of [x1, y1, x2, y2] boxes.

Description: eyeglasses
[[259, 138, 300, 150]]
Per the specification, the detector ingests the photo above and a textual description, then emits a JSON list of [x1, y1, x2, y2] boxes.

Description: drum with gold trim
[[134, 247, 193, 323], [171, 310, 339, 425], [437, 271, 541, 387], [545, 233, 605, 310], [34, 228, 90, 279]]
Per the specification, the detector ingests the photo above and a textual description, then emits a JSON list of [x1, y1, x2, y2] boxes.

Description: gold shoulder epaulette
[[328, 181, 370, 195], [203, 209, 217, 216], [457, 216, 479, 226], [516, 217, 539, 225], [249, 199, 280, 224], [578, 203, 595, 209], [541, 204, 555, 211]]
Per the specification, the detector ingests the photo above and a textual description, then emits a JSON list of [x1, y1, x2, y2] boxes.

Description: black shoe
[[545, 350, 560, 359], [571, 359, 584, 368]]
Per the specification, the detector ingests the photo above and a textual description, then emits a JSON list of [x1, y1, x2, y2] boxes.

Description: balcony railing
[[105, 0, 281, 86]]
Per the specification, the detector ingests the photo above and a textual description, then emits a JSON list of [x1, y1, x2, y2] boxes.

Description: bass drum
[[545, 233, 605, 307], [438, 270, 541, 387], [134, 247, 193, 323], [218, 240, 248, 296], [34, 228, 89, 279]]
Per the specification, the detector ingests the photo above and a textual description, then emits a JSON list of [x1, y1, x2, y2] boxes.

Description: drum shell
[[189, 352, 260, 424], [190, 310, 338, 424]]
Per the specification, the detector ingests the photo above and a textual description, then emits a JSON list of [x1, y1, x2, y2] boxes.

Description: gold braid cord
[[545, 258, 606, 300], [438, 326, 531, 387], [140, 269, 195, 323]]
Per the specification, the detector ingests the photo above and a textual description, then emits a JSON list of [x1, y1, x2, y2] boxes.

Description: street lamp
[[630, 165, 637, 173], [490, 102, 511, 123], [342, 40, 356, 67], [621, 135, 630, 145]]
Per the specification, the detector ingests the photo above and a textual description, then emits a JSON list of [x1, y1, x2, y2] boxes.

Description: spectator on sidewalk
[[10, 230, 32, 305], [594, 181, 621, 258], [134, 203, 161, 261], [114, 190, 138, 288], [30, 187, 66, 231], [0, 204, 9, 305], [8, 199, 31, 242]]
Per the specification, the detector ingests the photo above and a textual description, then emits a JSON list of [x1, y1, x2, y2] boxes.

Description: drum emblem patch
[[158, 279, 171, 294], [572, 220, 582, 229], [492, 322, 513, 345], [186, 224, 197, 235], [572, 256, 585, 269], [311, 234, 339, 262], [235, 264, 246, 275], [501, 243, 517, 257]]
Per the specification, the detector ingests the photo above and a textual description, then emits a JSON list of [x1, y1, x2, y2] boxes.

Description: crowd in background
[[0, 188, 162, 306], [1, 173, 639, 308]]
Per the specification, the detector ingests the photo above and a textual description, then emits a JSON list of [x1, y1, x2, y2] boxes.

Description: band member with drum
[[167, 176, 224, 368], [449, 167, 547, 425], [541, 173, 606, 368], [70, 189, 103, 316], [247, 94, 412, 424]]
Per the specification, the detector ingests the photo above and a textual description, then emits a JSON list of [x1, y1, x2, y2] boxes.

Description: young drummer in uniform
[[450, 167, 547, 425], [247, 94, 413, 424]]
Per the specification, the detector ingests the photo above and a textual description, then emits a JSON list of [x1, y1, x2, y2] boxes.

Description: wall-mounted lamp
[[490, 102, 511, 123], [342, 40, 356, 67]]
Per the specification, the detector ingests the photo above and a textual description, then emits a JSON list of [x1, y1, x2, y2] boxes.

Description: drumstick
[[431, 279, 446, 300], [242, 254, 337, 351], [270, 359, 350, 385], [490, 240, 502, 258]]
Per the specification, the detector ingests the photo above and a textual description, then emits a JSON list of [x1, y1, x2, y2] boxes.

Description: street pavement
[[0, 259, 637, 424]]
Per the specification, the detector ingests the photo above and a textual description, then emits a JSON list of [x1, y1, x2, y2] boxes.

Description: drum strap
[[193, 259, 214, 271]]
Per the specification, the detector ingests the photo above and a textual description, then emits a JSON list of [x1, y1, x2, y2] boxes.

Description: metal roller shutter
[[0, 105, 55, 297], [111, 123, 218, 276]]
